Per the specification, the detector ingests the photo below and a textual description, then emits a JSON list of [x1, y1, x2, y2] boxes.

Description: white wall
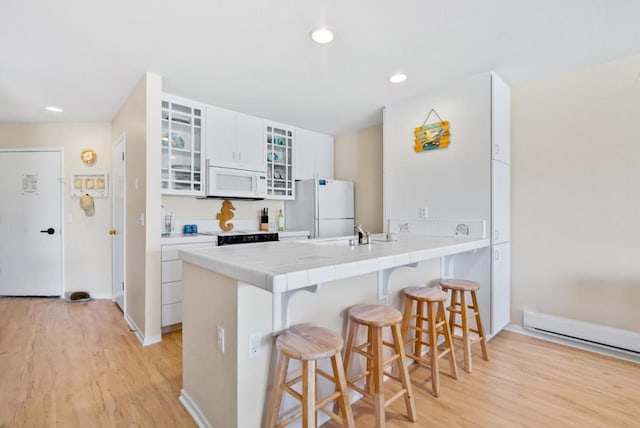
[[111, 72, 163, 343], [0, 123, 113, 298], [511, 54, 640, 331], [383, 72, 491, 228], [335, 124, 384, 233]]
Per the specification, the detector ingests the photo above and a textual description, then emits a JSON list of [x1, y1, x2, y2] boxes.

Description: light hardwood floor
[[1, 298, 638, 427]]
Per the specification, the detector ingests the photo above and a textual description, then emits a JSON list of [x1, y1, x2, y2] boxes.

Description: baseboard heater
[[523, 311, 640, 355]]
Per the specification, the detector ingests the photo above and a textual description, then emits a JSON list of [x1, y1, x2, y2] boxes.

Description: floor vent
[[523, 311, 640, 356]]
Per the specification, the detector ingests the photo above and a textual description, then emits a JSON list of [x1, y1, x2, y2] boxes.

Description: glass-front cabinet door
[[265, 123, 294, 199], [161, 95, 205, 196]]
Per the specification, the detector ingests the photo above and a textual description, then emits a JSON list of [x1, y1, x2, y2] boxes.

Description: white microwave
[[206, 165, 267, 199]]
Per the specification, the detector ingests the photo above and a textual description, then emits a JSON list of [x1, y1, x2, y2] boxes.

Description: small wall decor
[[80, 148, 97, 165], [79, 194, 95, 216], [71, 173, 108, 197], [216, 200, 235, 232], [414, 109, 450, 152]]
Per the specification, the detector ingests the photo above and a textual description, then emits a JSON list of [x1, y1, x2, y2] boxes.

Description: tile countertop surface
[[160, 230, 310, 245], [179, 234, 490, 293]]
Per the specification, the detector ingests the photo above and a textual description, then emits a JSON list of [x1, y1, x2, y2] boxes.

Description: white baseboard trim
[[124, 313, 162, 347], [180, 389, 211, 428], [90, 293, 112, 299], [504, 324, 640, 364]]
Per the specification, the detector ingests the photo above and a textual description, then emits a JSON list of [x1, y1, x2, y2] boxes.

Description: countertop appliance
[[199, 230, 279, 246], [285, 179, 354, 238]]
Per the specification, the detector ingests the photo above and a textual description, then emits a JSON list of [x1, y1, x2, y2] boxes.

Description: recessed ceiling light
[[388, 73, 407, 83], [389, 73, 407, 83], [310, 28, 334, 44], [45, 106, 63, 113]]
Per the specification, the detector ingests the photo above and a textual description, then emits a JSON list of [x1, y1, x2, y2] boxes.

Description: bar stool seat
[[439, 279, 489, 373], [401, 286, 458, 397], [265, 324, 354, 428], [343, 304, 416, 427]]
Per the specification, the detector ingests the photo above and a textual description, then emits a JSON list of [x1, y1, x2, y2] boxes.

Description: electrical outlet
[[217, 325, 225, 353], [248, 333, 260, 358]]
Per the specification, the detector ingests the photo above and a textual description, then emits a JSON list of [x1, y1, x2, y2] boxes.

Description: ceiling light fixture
[[388, 73, 407, 83], [45, 106, 63, 113], [310, 28, 334, 44]]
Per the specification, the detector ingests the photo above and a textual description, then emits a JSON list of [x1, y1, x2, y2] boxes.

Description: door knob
[[40, 228, 55, 235], [109, 229, 117, 235]]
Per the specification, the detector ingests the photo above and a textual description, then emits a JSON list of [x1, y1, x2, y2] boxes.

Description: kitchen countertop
[[179, 234, 490, 293]]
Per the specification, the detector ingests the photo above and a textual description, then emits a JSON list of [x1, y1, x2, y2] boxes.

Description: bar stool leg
[[400, 296, 413, 348], [366, 325, 375, 396], [266, 354, 289, 428], [391, 323, 416, 422], [371, 326, 385, 427], [460, 291, 472, 373], [331, 354, 355, 427], [426, 300, 440, 397], [471, 290, 489, 361], [343, 319, 358, 384], [439, 301, 458, 380], [415, 298, 425, 359], [302, 360, 316, 428], [448, 289, 458, 340]]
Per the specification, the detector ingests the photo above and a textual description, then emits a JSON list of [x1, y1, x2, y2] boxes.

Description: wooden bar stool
[[342, 304, 416, 427], [440, 279, 489, 373], [400, 286, 458, 397], [265, 324, 355, 428]]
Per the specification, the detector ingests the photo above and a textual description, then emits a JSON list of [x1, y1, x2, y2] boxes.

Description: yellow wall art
[[414, 109, 450, 152]]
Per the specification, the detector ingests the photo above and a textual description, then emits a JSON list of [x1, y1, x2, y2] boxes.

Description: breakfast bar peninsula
[[178, 234, 490, 427]]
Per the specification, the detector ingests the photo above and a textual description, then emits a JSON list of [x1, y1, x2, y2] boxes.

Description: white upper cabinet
[[265, 122, 295, 199], [294, 128, 334, 180], [206, 105, 266, 173], [492, 158, 510, 244], [161, 95, 206, 196], [491, 72, 511, 165], [236, 112, 266, 172]]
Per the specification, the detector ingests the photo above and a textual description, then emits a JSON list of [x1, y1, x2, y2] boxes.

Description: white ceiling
[[1, 0, 639, 136]]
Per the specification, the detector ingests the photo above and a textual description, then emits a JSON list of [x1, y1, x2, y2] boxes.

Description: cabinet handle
[[238, 152, 242, 161], [232, 152, 236, 160], [494, 230, 499, 241], [495, 250, 500, 261], [495, 144, 500, 155]]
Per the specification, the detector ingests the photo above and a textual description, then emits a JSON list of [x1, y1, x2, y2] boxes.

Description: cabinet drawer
[[161, 260, 182, 283], [162, 302, 182, 327], [162, 281, 182, 305], [162, 242, 214, 261]]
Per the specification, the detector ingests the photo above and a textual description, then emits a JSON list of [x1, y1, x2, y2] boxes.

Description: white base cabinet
[[161, 241, 215, 328], [491, 242, 511, 334]]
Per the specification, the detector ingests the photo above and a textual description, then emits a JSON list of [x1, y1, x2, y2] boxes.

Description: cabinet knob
[[109, 229, 117, 235]]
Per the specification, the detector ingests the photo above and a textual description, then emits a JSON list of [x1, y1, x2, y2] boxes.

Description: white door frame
[[112, 134, 126, 311], [0, 148, 65, 296]]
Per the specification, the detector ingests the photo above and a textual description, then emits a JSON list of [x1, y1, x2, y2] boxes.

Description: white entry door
[[0, 150, 63, 296], [112, 135, 126, 311]]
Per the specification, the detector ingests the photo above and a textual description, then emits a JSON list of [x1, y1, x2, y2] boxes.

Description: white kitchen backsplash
[[387, 218, 486, 239], [172, 218, 267, 234]]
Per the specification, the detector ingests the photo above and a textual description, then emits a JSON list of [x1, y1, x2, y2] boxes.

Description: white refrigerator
[[285, 179, 354, 238]]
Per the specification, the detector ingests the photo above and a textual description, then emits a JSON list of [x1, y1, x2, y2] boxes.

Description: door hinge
[[122, 281, 124, 290]]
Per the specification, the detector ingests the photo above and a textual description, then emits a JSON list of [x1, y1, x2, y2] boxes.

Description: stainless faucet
[[354, 224, 370, 245]]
